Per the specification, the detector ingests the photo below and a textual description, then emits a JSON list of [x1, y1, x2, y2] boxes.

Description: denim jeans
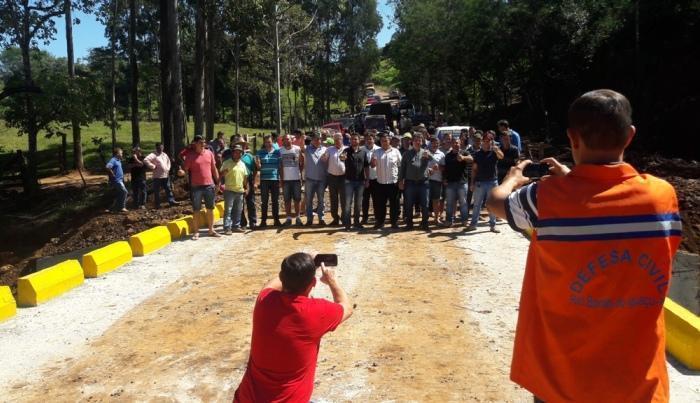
[[132, 178, 147, 208], [224, 190, 244, 230], [152, 177, 175, 207], [191, 185, 216, 211], [259, 180, 280, 222], [469, 179, 498, 227], [305, 178, 326, 220], [362, 179, 377, 222], [111, 180, 128, 211], [445, 182, 469, 224], [240, 176, 257, 227], [343, 180, 365, 226], [404, 179, 430, 226]]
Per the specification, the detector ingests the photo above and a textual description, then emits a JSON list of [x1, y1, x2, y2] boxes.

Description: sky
[[39, 1, 397, 60]]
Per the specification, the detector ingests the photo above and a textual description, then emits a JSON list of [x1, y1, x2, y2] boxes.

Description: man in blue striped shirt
[[255, 135, 282, 227]]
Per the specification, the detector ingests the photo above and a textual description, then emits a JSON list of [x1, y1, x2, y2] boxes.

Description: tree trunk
[[129, 0, 141, 146], [64, 0, 83, 171], [166, 0, 186, 152], [273, 4, 282, 135], [193, 0, 206, 137], [159, 0, 174, 156], [110, 0, 118, 148], [20, 27, 39, 193], [205, 4, 216, 140]]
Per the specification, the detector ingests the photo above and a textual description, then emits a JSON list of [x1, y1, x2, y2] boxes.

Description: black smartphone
[[314, 254, 338, 267], [523, 162, 550, 179]]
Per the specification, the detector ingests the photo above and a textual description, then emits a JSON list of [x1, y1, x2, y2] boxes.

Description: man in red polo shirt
[[488, 89, 681, 402], [233, 253, 353, 402], [183, 135, 221, 239]]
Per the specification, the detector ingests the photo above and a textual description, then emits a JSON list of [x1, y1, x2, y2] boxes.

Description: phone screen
[[523, 163, 550, 179], [314, 254, 338, 267]]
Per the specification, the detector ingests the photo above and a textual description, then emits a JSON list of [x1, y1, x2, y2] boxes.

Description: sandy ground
[[1, 217, 698, 402]]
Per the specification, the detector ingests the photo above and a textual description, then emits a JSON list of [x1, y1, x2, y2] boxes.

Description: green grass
[[0, 120, 271, 178]]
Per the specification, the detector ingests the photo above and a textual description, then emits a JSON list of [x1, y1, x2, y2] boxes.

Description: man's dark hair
[[263, 135, 272, 141], [155, 142, 162, 148], [216, 131, 225, 138], [568, 89, 632, 150], [113, 147, 122, 155], [230, 135, 237, 144], [497, 119, 509, 128], [279, 253, 316, 294], [427, 126, 436, 135], [193, 135, 204, 143]]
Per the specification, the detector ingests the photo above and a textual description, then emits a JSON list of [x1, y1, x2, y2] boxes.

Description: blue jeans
[[152, 177, 175, 207], [259, 180, 280, 222], [404, 179, 429, 226], [224, 190, 244, 229], [111, 180, 127, 211], [445, 182, 469, 224], [469, 179, 497, 227], [343, 180, 365, 226], [305, 178, 326, 220], [132, 178, 147, 208]]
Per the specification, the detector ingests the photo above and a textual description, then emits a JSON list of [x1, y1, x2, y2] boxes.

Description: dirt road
[[1, 221, 697, 401]]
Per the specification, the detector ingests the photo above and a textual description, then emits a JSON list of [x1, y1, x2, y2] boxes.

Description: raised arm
[[320, 264, 353, 323]]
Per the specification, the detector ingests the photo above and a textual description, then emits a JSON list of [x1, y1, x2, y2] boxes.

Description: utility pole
[[274, 3, 283, 136]]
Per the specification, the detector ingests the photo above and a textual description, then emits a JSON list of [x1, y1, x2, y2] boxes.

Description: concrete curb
[[167, 217, 191, 240], [665, 297, 700, 370], [0, 286, 16, 322], [129, 226, 172, 257], [82, 241, 133, 278], [17, 260, 84, 307]]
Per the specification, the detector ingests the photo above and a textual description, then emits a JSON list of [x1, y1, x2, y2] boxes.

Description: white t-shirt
[[326, 146, 346, 176], [428, 149, 446, 182], [280, 145, 301, 181], [361, 144, 380, 180], [373, 147, 402, 184]]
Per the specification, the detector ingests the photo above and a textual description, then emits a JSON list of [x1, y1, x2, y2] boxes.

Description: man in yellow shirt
[[220, 145, 249, 234]]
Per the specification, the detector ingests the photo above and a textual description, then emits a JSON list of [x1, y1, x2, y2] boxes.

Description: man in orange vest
[[488, 89, 681, 402]]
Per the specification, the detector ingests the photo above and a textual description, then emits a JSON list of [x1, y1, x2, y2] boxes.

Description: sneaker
[[284, 218, 292, 226], [329, 219, 340, 226], [373, 223, 384, 230], [169, 201, 181, 206], [295, 217, 303, 226], [259, 221, 268, 228], [439, 221, 452, 228], [249, 223, 256, 231], [318, 219, 327, 227], [353, 223, 364, 229], [232, 227, 244, 233], [391, 223, 400, 230], [490, 226, 500, 233], [305, 218, 314, 226], [274, 220, 283, 227], [464, 225, 477, 232], [224, 229, 232, 235]]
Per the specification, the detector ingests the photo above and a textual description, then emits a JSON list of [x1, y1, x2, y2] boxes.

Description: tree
[[128, 0, 140, 145], [0, 0, 65, 193], [159, 0, 185, 157]]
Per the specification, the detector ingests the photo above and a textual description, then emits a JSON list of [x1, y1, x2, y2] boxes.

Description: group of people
[[232, 90, 682, 403], [172, 119, 524, 236]]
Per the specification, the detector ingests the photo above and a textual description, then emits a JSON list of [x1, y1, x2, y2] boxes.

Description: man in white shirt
[[144, 142, 179, 208], [322, 133, 346, 226], [370, 133, 402, 229], [361, 131, 380, 225], [279, 134, 304, 226]]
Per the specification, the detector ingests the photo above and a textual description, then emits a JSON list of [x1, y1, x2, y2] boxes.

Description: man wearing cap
[[304, 132, 328, 226], [220, 144, 249, 234], [239, 140, 258, 230]]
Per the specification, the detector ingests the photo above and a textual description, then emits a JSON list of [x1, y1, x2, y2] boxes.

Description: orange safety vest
[[507, 163, 681, 402]]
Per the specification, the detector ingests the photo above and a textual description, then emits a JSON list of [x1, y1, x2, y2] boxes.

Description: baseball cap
[[402, 133, 412, 139], [232, 144, 243, 152]]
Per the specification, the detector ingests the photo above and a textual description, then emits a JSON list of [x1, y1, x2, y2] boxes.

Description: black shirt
[[343, 147, 368, 181], [129, 156, 147, 180], [473, 149, 499, 181], [444, 150, 471, 183], [497, 146, 520, 176]]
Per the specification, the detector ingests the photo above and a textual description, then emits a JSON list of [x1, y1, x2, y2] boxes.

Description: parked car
[[436, 125, 471, 140], [369, 102, 395, 130], [363, 114, 389, 132], [322, 121, 344, 134]]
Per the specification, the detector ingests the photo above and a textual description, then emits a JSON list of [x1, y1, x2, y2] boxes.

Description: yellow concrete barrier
[[17, 260, 84, 307], [82, 241, 133, 278], [0, 286, 16, 323], [665, 297, 700, 370], [129, 226, 171, 256], [167, 218, 191, 239], [215, 201, 225, 217], [191, 208, 221, 229]]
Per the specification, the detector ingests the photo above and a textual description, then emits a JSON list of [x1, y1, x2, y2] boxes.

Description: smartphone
[[523, 162, 550, 179], [314, 254, 338, 267]]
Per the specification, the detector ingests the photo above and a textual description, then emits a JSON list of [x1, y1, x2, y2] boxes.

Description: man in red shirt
[[183, 135, 221, 239], [234, 253, 353, 402]]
